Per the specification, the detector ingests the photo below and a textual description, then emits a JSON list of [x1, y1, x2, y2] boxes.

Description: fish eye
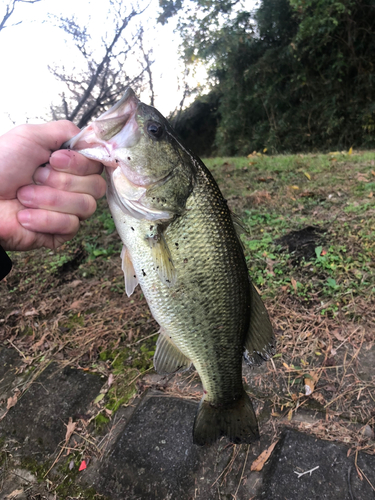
[[147, 121, 163, 139]]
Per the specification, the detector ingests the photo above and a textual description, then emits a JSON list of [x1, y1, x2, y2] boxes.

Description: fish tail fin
[[193, 390, 259, 446]]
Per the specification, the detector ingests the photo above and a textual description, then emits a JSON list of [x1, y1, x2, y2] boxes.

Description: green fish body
[[65, 88, 275, 445]]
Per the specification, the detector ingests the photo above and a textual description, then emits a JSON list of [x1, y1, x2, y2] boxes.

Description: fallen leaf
[[70, 300, 84, 310], [332, 330, 345, 341], [251, 441, 278, 471], [32, 332, 49, 351], [299, 191, 315, 197], [250, 190, 271, 205], [304, 172, 311, 180], [94, 393, 105, 404], [290, 185, 299, 190], [312, 392, 326, 405], [7, 394, 18, 410], [107, 373, 114, 388], [24, 308, 38, 317], [79, 460, 87, 471], [65, 417, 77, 444], [348, 147, 353, 155], [7, 490, 24, 499], [356, 173, 369, 182], [304, 371, 320, 395], [257, 177, 274, 182], [291, 277, 297, 292], [68, 280, 83, 288], [287, 409, 293, 421]]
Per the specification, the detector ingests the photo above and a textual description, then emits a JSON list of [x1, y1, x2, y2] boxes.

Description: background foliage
[[163, 0, 375, 156]]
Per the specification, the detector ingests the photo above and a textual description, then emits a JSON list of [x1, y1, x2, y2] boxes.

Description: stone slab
[[0, 348, 21, 379], [260, 428, 375, 499], [84, 393, 264, 500], [0, 362, 104, 458]]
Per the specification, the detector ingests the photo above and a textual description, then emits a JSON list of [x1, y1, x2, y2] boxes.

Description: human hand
[[0, 121, 107, 251]]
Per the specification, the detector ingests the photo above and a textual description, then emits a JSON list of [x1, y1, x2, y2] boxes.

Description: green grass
[[205, 151, 375, 316]]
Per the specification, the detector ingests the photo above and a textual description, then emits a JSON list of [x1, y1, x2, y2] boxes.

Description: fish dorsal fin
[[243, 282, 276, 365], [147, 226, 176, 287], [231, 211, 248, 236], [121, 245, 139, 297], [231, 211, 248, 251], [153, 329, 192, 375]]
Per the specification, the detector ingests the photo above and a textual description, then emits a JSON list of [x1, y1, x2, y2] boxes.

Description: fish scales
[[65, 87, 275, 445], [110, 165, 250, 403]]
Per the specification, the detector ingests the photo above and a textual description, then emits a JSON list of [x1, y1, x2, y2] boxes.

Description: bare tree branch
[[139, 27, 155, 106], [50, 1, 155, 129], [0, 0, 41, 32]]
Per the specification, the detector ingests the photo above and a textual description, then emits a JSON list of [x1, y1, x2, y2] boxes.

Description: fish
[[64, 88, 275, 446]]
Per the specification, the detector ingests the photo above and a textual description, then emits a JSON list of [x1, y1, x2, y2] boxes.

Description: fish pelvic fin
[[193, 390, 259, 446], [244, 281, 276, 366], [153, 329, 192, 375], [121, 245, 139, 297]]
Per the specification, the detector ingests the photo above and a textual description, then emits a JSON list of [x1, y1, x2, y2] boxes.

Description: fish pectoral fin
[[243, 282, 276, 365], [121, 245, 139, 297], [147, 228, 176, 287], [193, 391, 259, 446], [153, 329, 192, 375]]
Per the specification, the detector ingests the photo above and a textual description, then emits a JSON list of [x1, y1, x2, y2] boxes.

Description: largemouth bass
[[64, 88, 275, 445]]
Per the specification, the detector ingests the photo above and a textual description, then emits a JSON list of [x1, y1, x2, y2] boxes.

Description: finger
[[33, 166, 106, 199], [50, 149, 104, 176], [31, 120, 81, 152], [17, 185, 97, 220], [17, 208, 80, 236]]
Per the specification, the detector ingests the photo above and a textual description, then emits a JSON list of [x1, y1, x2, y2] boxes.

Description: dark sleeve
[[0, 245, 12, 281]]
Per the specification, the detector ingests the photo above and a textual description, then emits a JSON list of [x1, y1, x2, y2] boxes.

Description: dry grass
[[0, 150, 374, 462]]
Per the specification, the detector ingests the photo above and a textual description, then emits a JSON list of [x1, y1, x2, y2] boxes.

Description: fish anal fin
[[193, 390, 259, 446], [244, 282, 276, 365], [121, 245, 138, 297], [147, 227, 176, 287], [153, 330, 192, 375]]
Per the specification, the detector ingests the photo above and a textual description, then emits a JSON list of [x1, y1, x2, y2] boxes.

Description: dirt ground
[[0, 150, 374, 493]]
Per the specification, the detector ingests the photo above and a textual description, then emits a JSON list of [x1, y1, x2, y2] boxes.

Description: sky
[[0, 0, 206, 135]]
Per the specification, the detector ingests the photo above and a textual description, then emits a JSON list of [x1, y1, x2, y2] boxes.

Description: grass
[[206, 151, 375, 317], [0, 148, 374, 479]]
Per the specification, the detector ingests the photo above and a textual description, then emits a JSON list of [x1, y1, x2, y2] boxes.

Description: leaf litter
[[0, 151, 374, 493]]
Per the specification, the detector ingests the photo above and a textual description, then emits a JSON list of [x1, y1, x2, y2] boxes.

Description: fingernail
[[17, 210, 31, 228], [17, 185, 35, 206], [34, 165, 51, 185], [50, 150, 72, 171]]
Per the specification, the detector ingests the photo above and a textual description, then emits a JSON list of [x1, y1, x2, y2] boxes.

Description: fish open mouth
[[63, 88, 141, 166], [64, 87, 174, 221]]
